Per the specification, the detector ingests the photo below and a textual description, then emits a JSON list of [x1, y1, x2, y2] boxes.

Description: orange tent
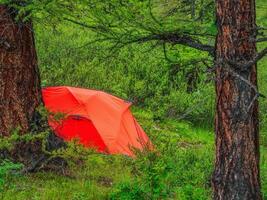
[[42, 86, 151, 156]]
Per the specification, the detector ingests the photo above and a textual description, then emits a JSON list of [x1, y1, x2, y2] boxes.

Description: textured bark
[[212, 0, 262, 199], [0, 5, 41, 136], [0, 5, 65, 170]]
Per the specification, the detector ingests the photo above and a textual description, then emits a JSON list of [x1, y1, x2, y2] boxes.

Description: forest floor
[[1, 109, 266, 200]]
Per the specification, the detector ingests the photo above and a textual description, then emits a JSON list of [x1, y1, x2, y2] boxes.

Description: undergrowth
[[1, 109, 215, 200], [0, 110, 266, 200]]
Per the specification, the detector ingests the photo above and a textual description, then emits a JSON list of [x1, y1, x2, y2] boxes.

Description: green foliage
[[1, 109, 267, 199], [109, 181, 147, 200], [109, 114, 213, 200], [0, 128, 49, 152], [1, 111, 215, 200], [0, 160, 22, 194], [35, 21, 214, 125]]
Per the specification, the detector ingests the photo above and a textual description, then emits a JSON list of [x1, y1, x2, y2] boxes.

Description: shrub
[[109, 127, 213, 200], [109, 181, 147, 200]]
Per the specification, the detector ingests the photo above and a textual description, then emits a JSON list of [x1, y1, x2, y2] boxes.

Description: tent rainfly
[[42, 86, 152, 156]]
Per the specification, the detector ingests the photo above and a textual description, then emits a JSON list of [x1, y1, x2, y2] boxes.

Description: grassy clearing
[[1, 109, 213, 200], [1, 109, 266, 199], [1, 156, 130, 200]]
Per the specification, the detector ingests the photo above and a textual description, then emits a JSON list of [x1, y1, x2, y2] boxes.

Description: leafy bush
[[109, 181, 147, 200], [109, 125, 213, 200]]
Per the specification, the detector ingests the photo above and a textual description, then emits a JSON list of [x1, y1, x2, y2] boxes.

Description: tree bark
[[0, 5, 65, 170], [212, 0, 262, 199], [0, 5, 41, 136]]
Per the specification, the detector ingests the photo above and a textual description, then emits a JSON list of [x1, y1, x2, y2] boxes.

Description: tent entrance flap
[[55, 115, 107, 152]]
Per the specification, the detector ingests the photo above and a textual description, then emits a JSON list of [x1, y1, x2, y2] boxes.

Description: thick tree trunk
[[0, 5, 65, 170], [212, 0, 262, 199], [0, 5, 41, 136]]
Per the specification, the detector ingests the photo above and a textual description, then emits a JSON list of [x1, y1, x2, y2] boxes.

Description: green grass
[[1, 109, 214, 200], [1, 157, 131, 200], [2, 109, 266, 200]]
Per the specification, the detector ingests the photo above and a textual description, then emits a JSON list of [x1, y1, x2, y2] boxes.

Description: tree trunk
[[0, 5, 41, 136], [212, 0, 262, 199], [0, 5, 65, 170]]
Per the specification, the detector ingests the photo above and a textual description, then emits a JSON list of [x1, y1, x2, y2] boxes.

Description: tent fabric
[[42, 86, 151, 156]]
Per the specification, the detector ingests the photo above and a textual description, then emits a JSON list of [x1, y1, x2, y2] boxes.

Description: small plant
[[72, 192, 88, 200], [109, 181, 146, 200]]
